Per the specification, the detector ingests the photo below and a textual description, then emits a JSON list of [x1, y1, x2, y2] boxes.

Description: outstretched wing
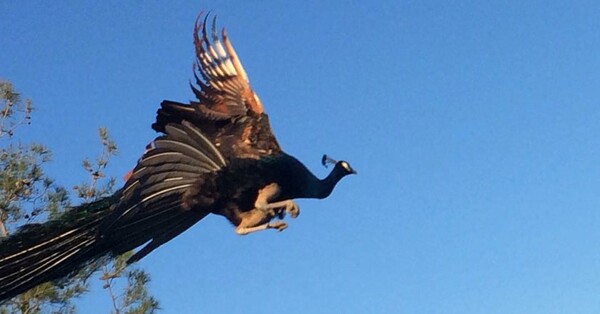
[[153, 13, 264, 130], [191, 13, 264, 118], [102, 120, 227, 263], [152, 12, 281, 159]]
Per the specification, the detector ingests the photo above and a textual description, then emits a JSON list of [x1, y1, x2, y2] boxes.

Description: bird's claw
[[286, 201, 300, 218], [273, 201, 300, 219], [268, 220, 288, 232]]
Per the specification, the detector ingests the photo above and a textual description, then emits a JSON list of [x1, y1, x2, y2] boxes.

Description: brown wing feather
[[191, 13, 263, 119], [152, 12, 281, 159]]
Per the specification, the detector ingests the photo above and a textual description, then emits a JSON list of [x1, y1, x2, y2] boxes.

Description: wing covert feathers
[[101, 120, 226, 246], [109, 121, 225, 262]]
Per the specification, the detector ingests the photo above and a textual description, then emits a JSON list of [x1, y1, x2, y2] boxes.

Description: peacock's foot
[[260, 200, 300, 220], [268, 220, 288, 232], [285, 200, 300, 218], [235, 208, 289, 235]]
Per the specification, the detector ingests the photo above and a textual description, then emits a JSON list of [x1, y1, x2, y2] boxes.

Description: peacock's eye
[[340, 161, 350, 171]]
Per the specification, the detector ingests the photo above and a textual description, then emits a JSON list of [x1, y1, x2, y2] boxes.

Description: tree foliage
[[0, 80, 159, 313]]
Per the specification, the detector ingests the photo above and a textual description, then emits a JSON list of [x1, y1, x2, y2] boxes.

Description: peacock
[[0, 13, 355, 302]]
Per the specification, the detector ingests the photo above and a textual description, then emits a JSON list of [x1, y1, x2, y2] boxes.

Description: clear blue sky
[[2, 1, 600, 313]]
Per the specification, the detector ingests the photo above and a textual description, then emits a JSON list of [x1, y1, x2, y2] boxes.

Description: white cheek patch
[[341, 162, 350, 171]]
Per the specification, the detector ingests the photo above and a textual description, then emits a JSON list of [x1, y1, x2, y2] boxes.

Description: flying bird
[[0, 13, 355, 302]]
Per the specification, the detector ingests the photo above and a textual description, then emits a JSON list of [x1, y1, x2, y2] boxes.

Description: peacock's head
[[321, 154, 357, 175]]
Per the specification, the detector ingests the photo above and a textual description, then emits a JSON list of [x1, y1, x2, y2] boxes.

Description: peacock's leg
[[235, 215, 287, 235], [234, 183, 299, 235], [254, 183, 300, 218]]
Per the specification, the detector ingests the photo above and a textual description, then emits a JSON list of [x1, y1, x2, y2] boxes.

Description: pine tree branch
[[101, 266, 121, 314]]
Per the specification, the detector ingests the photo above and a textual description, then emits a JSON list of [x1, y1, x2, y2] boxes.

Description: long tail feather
[[0, 196, 116, 302], [0, 120, 227, 302]]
